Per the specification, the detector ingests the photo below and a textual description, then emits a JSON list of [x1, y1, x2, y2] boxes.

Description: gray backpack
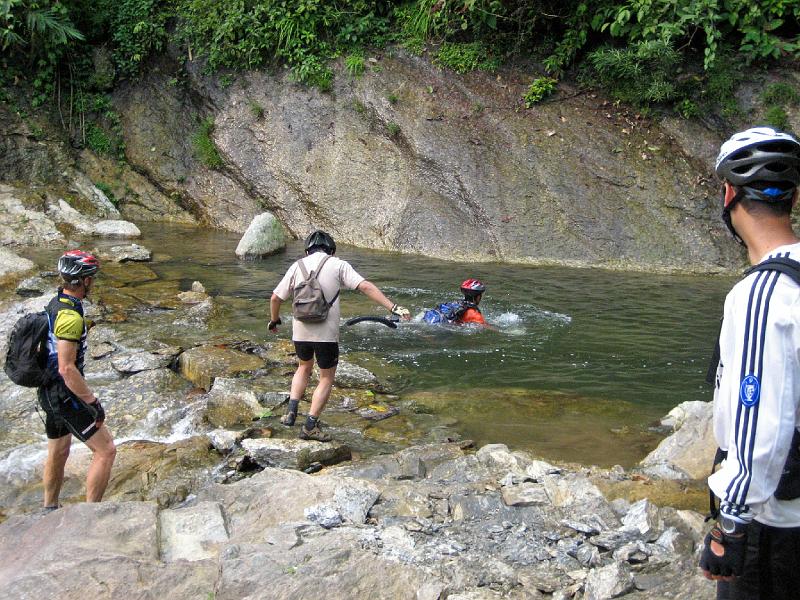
[[292, 255, 340, 322]]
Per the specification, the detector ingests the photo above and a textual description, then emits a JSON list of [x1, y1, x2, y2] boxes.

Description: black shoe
[[280, 411, 297, 426]]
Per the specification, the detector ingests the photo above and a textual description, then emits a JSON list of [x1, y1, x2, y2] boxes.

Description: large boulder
[[235, 211, 285, 259], [639, 401, 716, 480]]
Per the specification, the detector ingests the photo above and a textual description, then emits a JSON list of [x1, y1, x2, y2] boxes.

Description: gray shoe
[[299, 424, 331, 442], [280, 411, 297, 426]]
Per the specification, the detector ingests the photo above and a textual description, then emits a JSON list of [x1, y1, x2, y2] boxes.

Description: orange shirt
[[457, 307, 486, 325]]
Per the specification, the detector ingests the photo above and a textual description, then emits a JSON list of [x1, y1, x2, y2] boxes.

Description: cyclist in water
[[423, 279, 488, 326]]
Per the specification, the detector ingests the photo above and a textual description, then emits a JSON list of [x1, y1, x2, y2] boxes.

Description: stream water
[[113, 223, 733, 467]]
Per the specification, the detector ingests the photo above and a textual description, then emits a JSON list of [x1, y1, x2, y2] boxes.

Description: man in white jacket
[[700, 127, 800, 599]]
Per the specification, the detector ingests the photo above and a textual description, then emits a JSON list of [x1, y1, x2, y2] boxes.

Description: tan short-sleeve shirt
[[273, 252, 365, 342]]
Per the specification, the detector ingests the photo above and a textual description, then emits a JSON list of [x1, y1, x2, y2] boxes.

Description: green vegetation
[[94, 181, 119, 205], [345, 52, 365, 77], [765, 105, 790, 131], [524, 77, 558, 107], [192, 117, 223, 169], [249, 100, 264, 119], [2, 0, 800, 127], [762, 82, 800, 107], [386, 121, 400, 137], [587, 41, 681, 106], [434, 41, 498, 74]]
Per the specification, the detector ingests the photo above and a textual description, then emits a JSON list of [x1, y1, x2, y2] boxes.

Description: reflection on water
[[19, 223, 736, 466]]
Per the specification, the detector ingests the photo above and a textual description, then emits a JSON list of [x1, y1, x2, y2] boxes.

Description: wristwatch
[[720, 515, 747, 535]]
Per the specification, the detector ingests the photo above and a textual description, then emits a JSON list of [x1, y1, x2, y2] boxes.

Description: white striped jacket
[[709, 242, 800, 527]]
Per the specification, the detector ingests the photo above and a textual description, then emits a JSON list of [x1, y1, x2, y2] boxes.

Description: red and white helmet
[[460, 278, 485, 294], [58, 250, 100, 278]]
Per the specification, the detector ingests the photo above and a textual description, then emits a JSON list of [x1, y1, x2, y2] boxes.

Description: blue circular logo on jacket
[[740, 375, 760, 407]]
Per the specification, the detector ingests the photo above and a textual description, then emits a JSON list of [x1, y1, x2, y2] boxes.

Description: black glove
[[87, 399, 106, 424], [699, 517, 749, 578], [268, 318, 282, 332]]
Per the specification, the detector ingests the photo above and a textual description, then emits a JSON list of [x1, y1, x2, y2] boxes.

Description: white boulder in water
[[94, 219, 142, 238], [235, 212, 285, 259]]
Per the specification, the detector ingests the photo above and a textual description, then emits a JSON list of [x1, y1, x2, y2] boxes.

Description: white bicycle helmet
[[715, 127, 800, 201]]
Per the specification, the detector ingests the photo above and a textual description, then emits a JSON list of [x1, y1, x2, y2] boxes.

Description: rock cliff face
[[2, 49, 758, 272], [104, 49, 742, 272]]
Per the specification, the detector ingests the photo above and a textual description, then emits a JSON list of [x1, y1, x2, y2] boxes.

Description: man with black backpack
[[268, 230, 410, 441], [38, 251, 116, 509], [699, 128, 800, 599]]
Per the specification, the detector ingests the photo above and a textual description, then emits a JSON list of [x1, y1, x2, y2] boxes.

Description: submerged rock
[[177, 345, 265, 391], [101, 243, 152, 263]]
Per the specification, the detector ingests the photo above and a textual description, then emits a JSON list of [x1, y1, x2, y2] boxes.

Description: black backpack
[[4, 311, 51, 387]]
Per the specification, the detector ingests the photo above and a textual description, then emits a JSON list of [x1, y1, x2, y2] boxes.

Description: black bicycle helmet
[[716, 127, 800, 203], [304, 230, 336, 255], [58, 250, 100, 279]]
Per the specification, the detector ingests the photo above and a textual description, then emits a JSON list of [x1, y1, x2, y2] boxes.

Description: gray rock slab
[[159, 501, 229, 562], [197, 468, 377, 543], [215, 528, 445, 600], [0, 502, 159, 588], [501, 482, 550, 507], [584, 562, 634, 600], [0, 190, 65, 247], [111, 350, 173, 374], [622, 498, 663, 540], [0, 247, 35, 281], [240, 437, 352, 470]]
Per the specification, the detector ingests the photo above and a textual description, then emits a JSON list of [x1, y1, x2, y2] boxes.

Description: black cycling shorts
[[293, 341, 339, 369], [38, 383, 100, 442]]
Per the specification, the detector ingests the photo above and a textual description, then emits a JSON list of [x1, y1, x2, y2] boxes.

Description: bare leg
[[43, 435, 71, 507], [290, 359, 314, 401], [308, 366, 337, 418], [83, 425, 116, 502]]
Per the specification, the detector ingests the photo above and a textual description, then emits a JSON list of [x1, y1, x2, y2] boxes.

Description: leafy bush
[[385, 121, 400, 137], [588, 40, 681, 106], [524, 77, 557, 107]]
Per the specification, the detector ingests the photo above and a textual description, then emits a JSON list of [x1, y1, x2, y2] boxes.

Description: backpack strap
[[744, 256, 800, 286]]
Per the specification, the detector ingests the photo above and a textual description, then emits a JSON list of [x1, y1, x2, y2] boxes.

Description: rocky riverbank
[[0, 180, 722, 598], [0, 442, 715, 600]]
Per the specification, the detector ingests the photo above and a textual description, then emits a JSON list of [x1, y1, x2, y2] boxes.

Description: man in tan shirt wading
[[269, 230, 410, 441]]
